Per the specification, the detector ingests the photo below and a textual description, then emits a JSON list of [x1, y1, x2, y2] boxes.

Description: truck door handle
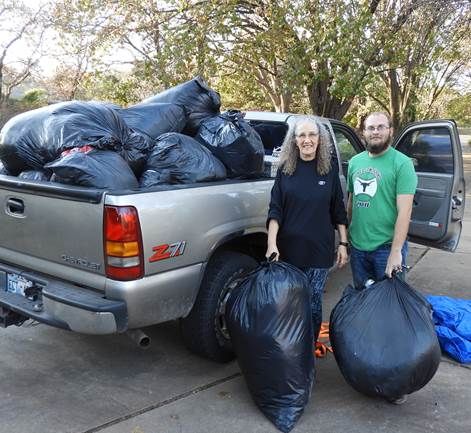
[[452, 196, 462, 209], [6, 198, 25, 215]]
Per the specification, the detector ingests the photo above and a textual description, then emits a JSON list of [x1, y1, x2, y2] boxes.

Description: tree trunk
[[255, 68, 292, 113], [388, 69, 401, 131], [307, 80, 353, 119]]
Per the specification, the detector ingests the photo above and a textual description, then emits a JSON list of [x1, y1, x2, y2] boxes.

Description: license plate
[[6, 273, 34, 296]]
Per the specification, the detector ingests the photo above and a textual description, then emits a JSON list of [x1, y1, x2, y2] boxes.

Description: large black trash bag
[[118, 131, 153, 176], [0, 101, 152, 176], [18, 170, 51, 181], [226, 261, 314, 433], [141, 77, 220, 135], [52, 101, 152, 176], [45, 149, 138, 190], [0, 103, 65, 174], [195, 110, 265, 178], [116, 103, 187, 139], [139, 132, 226, 187], [330, 276, 441, 399]]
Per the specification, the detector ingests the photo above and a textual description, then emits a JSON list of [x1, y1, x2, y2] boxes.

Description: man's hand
[[265, 244, 280, 261], [385, 249, 402, 277], [336, 245, 348, 268]]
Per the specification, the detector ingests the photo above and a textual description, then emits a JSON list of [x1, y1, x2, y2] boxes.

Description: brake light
[[104, 206, 144, 281]]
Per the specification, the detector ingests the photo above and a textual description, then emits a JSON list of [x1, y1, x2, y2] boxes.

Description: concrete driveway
[[1, 154, 470, 433]]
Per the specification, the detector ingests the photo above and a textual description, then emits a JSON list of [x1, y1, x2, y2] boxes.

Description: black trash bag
[[0, 103, 65, 174], [139, 169, 172, 188], [330, 275, 441, 399], [195, 110, 265, 178], [118, 131, 153, 177], [52, 101, 152, 176], [116, 103, 187, 139], [18, 170, 51, 181], [0, 101, 153, 176], [226, 261, 314, 433], [139, 132, 226, 187], [45, 149, 138, 190], [141, 77, 220, 135]]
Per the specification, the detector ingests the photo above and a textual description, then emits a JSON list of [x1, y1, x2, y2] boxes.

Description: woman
[[266, 116, 348, 344]]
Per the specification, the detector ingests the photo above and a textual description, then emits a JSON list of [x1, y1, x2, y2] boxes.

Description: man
[[346, 112, 418, 405], [347, 112, 417, 287]]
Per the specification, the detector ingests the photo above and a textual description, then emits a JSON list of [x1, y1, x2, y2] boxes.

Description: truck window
[[333, 128, 359, 177], [250, 121, 288, 154], [396, 127, 454, 174]]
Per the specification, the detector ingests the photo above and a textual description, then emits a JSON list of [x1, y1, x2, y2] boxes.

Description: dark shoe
[[388, 395, 408, 405]]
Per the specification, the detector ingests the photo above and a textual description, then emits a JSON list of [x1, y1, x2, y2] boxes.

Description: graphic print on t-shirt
[[352, 167, 382, 208], [354, 177, 377, 196]]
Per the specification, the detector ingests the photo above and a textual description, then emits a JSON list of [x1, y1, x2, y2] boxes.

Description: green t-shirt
[[347, 147, 418, 251]]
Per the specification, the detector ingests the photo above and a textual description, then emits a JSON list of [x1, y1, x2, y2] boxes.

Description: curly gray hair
[[279, 116, 332, 176]]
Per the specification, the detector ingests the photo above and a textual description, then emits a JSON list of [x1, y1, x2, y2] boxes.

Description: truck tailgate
[[0, 178, 107, 289]]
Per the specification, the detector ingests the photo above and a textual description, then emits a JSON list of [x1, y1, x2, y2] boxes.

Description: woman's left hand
[[336, 245, 348, 268]]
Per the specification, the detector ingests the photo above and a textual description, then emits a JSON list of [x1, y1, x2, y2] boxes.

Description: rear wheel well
[[210, 232, 267, 263]]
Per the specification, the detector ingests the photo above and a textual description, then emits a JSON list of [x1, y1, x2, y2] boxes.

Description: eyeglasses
[[296, 132, 319, 139], [365, 125, 390, 132]]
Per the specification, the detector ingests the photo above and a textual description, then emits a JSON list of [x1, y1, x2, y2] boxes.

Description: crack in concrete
[[80, 372, 242, 433], [410, 247, 430, 271]]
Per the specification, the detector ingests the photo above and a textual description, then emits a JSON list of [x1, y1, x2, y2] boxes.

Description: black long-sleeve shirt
[[267, 159, 348, 268]]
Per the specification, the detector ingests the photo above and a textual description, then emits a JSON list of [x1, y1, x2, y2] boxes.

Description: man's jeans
[[350, 242, 408, 289], [302, 267, 329, 342]]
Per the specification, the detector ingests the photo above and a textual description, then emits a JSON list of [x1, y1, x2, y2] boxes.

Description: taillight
[[104, 206, 144, 281]]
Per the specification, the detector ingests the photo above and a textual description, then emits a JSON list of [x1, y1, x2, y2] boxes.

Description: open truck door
[[394, 120, 466, 252]]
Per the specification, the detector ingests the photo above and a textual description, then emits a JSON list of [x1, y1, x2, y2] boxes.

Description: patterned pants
[[302, 267, 329, 342]]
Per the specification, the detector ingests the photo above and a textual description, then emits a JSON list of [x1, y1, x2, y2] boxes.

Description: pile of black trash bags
[[0, 77, 265, 189], [226, 268, 441, 433]]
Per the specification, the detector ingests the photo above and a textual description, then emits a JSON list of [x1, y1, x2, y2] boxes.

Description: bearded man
[[347, 112, 418, 291]]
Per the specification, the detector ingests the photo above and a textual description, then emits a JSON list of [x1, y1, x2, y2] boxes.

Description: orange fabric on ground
[[314, 322, 333, 358]]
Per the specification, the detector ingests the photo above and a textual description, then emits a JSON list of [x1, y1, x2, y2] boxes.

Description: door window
[[396, 127, 454, 174], [333, 128, 360, 177], [335, 130, 358, 163]]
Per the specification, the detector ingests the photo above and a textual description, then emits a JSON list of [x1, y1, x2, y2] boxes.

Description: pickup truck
[[0, 112, 466, 362]]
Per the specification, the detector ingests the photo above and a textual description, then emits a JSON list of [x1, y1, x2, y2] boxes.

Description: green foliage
[[21, 88, 47, 106], [35, 0, 471, 125], [367, 2, 471, 129], [215, 72, 273, 112], [446, 93, 471, 127], [81, 71, 145, 106]]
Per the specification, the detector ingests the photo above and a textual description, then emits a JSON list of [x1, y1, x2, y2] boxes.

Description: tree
[[94, 0, 221, 94], [48, 0, 119, 100], [35, 0, 471, 122], [0, 0, 49, 105], [21, 87, 47, 106], [194, 0, 431, 117], [367, 0, 470, 129], [446, 93, 471, 127]]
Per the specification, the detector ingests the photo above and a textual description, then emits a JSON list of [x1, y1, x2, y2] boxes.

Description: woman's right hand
[[265, 244, 280, 262]]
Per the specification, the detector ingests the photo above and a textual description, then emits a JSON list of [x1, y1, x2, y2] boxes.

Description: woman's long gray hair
[[279, 116, 332, 176]]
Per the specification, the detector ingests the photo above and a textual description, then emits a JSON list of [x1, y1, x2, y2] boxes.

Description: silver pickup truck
[[0, 112, 466, 362]]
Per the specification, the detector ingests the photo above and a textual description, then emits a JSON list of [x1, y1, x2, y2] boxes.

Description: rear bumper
[[0, 263, 127, 334]]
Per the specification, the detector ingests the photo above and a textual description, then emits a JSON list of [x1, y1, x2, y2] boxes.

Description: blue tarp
[[427, 296, 471, 364]]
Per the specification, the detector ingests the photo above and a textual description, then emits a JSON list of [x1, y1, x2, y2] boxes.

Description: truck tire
[[181, 250, 257, 362]]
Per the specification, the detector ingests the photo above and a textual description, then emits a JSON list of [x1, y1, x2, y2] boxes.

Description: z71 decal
[[149, 241, 186, 263]]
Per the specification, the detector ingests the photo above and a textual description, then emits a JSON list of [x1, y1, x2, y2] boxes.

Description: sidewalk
[[95, 213, 471, 433], [83, 150, 471, 433]]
